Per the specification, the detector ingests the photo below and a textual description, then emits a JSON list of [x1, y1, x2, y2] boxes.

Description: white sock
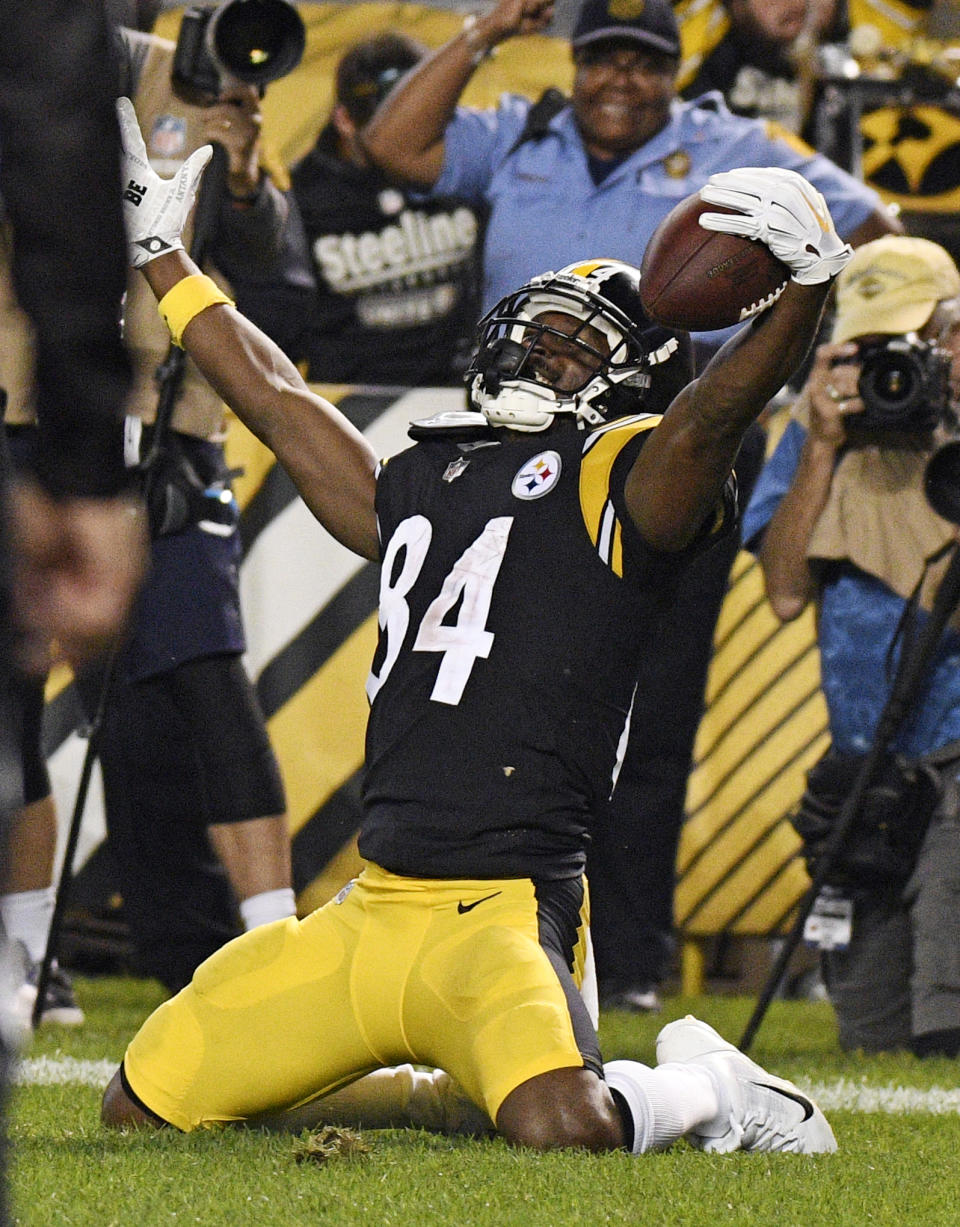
[[604, 1059, 722, 1153], [239, 887, 296, 931], [0, 886, 55, 962]]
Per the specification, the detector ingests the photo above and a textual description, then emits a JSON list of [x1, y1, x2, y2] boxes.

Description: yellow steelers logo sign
[[861, 105, 960, 212], [609, 0, 646, 19]]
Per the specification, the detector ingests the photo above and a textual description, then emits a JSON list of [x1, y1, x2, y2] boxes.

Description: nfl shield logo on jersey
[[442, 456, 470, 483], [512, 451, 561, 500]]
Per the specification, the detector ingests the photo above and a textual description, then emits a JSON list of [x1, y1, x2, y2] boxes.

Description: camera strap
[[886, 538, 959, 684]]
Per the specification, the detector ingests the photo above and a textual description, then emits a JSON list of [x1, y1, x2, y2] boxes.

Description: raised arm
[[361, 0, 554, 188], [757, 342, 860, 620], [624, 168, 852, 553], [117, 98, 378, 562]]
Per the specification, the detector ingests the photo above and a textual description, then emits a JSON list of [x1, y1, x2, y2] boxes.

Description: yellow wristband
[[157, 274, 234, 348]]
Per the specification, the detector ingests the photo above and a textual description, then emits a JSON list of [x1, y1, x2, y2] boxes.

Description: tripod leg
[[29, 727, 101, 1030], [30, 654, 115, 1030], [738, 886, 817, 1052]]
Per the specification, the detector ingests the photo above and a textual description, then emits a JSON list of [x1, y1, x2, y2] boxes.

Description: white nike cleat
[[655, 1015, 837, 1154]]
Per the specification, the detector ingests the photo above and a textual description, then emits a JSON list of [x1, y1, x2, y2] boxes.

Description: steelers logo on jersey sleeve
[[512, 451, 562, 500]]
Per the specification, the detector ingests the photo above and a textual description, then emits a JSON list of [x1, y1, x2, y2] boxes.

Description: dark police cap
[[571, 0, 681, 58]]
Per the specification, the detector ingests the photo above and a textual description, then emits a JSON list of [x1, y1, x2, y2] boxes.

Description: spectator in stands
[[0, 1, 302, 1008], [362, 0, 900, 1012], [265, 32, 484, 387], [676, 0, 845, 134]]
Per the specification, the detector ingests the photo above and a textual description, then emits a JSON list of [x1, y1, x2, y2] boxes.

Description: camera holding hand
[[842, 334, 952, 434], [173, 0, 305, 105], [140, 2, 307, 538]]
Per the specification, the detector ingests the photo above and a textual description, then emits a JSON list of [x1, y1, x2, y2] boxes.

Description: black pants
[[1, 427, 15, 1227], [76, 653, 285, 993], [589, 528, 742, 991], [588, 423, 765, 993]]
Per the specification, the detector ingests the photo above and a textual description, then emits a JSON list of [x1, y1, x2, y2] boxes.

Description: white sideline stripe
[[11, 1060, 960, 1116], [802, 1079, 960, 1115], [13, 1057, 116, 1087]]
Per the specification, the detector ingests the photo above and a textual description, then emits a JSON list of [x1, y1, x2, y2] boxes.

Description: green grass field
[[9, 977, 960, 1226]]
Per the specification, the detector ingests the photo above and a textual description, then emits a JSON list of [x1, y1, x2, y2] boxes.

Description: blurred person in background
[[675, 0, 847, 134], [743, 235, 960, 1055], [238, 31, 484, 387], [0, 1, 147, 1220], [362, 0, 896, 319], [0, 0, 305, 1009]]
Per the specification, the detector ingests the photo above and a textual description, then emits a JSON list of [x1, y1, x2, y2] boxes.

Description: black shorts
[[12, 669, 50, 806], [97, 653, 285, 825]]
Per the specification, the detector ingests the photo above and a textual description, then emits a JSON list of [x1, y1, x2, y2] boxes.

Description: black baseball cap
[[336, 33, 426, 124], [572, 0, 681, 58]]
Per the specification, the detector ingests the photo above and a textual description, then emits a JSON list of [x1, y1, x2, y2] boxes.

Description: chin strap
[[471, 376, 562, 432]]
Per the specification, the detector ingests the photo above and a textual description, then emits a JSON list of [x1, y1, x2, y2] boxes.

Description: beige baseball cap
[[831, 235, 960, 344]]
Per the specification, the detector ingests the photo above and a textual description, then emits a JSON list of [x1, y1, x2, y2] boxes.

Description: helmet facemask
[[467, 262, 663, 432]]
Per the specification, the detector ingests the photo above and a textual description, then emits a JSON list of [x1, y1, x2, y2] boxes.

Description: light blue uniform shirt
[[434, 92, 882, 339], [743, 419, 960, 757]]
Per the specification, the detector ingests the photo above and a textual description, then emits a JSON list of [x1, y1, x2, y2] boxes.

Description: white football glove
[[116, 96, 212, 268], [698, 167, 853, 285]]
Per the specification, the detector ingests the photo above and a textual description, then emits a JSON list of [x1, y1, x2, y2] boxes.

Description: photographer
[[742, 234, 960, 1055], [0, 0, 308, 1007]]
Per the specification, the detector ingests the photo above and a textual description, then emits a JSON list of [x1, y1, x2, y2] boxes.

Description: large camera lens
[[858, 341, 924, 424], [174, 0, 306, 104], [925, 440, 960, 524], [849, 337, 948, 433], [208, 0, 305, 86]]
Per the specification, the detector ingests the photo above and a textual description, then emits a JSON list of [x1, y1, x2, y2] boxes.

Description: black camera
[[845, 335, 951, 433], [139, 436, 240, 539], [172, 0, 306, 106]]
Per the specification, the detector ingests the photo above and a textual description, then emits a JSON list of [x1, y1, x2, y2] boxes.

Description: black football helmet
[[466, 259, 677, 431]]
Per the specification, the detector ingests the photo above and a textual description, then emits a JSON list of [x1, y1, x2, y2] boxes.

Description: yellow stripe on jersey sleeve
[[579, 415, 660, 577]]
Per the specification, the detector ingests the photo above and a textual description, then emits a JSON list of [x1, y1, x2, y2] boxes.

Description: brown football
[[640, 193, 790, 332]]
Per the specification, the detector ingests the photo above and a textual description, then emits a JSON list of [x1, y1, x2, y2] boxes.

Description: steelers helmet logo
[[512, 451, 562, 500]]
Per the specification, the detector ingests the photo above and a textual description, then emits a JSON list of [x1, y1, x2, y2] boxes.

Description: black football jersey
[[358, 414, 733, 880]]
